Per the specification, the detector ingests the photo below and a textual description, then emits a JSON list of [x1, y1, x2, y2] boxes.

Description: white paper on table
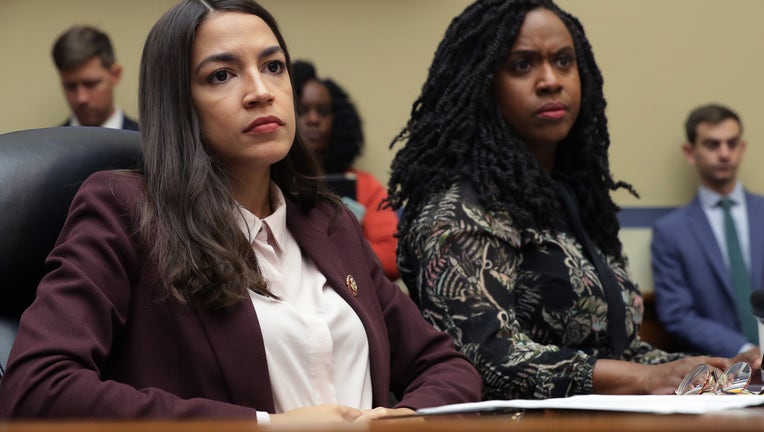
[[417, 394, 764, 416]]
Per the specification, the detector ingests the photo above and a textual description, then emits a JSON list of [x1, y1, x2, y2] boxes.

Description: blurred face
[[59, 56, 121, 126], [190, 11, 295, 180], [493, 8, 581, 169], [298, 79, 333, 155], [682, 118, 745, 194]]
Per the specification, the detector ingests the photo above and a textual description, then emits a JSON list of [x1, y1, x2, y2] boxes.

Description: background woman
[[293, 60, 399, 280], [387, 0, 754, 400], [0, 0, 480, 421]]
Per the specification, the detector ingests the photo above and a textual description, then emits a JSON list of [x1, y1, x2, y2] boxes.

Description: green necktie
[[719, 198, 759, 344]]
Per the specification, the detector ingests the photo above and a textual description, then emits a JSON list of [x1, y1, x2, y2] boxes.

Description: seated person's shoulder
[[347, 168, 374, 183], [415, 181, 516, 239], [85, 169, 142, 189], [80, 170, 145, 207], [652, 204, 690, 232]]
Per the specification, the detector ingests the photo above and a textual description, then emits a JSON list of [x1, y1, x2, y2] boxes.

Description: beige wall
[[558, 0, 764, 207], [0, 0, 176, 132], [3, 0, 762, 204], [2, 0, 763, 290]]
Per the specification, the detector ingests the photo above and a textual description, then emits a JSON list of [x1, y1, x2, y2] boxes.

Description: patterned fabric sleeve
[[623, 337, 686, 364], [401, 185, 596, 399], [400, 184, 686, 400], [604, 255, 686, 365]]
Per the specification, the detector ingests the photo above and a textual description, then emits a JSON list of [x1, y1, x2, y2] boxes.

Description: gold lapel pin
[[345, 274, 358, 297]]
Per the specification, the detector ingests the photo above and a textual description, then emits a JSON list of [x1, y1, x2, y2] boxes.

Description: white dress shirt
[[236, 184, 372, 422], [698, 182, 755, 353], [69, 107, 126, 129], [698, 182, 750, 270]]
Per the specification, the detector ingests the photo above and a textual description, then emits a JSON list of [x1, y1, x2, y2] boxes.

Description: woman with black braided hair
[[388, 0, 740, 399]]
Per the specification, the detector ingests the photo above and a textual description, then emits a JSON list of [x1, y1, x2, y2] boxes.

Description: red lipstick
[[244, 115, 283, 133]]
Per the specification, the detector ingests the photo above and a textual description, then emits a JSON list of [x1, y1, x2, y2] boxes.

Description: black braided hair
[[387, 0, 637, 260], [293, 60, 364, 174]]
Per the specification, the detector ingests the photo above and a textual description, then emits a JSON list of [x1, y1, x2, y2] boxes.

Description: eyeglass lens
[[716, 362, 752, 394], [675, 364, 712, 395], [675, 362, 752, 395]]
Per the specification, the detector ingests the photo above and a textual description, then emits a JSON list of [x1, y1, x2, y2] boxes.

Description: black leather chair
[[0, 127, 142, 370]]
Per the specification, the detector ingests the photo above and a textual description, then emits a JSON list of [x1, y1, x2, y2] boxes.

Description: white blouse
[[236, 184, 373, 416]]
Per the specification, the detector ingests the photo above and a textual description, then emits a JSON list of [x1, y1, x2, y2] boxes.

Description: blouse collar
[[235, 182, 289, 253]]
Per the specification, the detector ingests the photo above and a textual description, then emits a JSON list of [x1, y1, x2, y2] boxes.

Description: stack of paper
[[417, 394, 764, 416]]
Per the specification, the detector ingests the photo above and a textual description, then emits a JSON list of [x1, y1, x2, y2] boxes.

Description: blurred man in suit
[[52, 25, 138, 130], [652, 104, 762, 362]]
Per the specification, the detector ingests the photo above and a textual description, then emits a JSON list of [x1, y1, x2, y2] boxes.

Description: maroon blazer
[[0, 171, 480, 419]]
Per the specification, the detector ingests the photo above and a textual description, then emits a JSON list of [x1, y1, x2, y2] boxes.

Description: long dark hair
[[387, 0, 636, 259], [292, 60, 364, 174], [139, 0, 331, 309]]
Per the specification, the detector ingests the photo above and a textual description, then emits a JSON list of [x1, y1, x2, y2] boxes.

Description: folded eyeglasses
[[675, 362, 757, 395]]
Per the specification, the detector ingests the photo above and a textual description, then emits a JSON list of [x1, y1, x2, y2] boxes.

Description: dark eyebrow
[[195, 52, 237, 75], [507, 49, 537, 57], [508, 46, 575, 56], [260, 45, 284, 60], [194, 52, 234, 75], [194, 45, 285, 75]]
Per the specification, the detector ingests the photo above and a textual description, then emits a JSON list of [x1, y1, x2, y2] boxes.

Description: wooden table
[[2, 408, 764, 432]]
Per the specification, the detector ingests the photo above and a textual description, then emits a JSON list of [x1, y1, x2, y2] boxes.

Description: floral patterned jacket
[[398, 182, 684, 400]]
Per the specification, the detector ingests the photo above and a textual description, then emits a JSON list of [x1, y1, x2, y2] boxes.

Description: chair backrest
[[0, 127, 142, 321]]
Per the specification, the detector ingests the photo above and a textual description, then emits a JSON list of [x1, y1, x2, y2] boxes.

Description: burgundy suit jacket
[[0, 171, 480, 418]]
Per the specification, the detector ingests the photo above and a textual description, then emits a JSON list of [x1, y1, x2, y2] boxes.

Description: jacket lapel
[[686, 197, 734, 300], [746, 191, 764, 291], [184, 198, 384, 410], [285, 199, 388, 406], [193, 300, 275, 411], [284, 200, 359, 304]]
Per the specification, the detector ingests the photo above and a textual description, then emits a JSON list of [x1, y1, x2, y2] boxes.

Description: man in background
[[52, 25, 138, 130], [651, 104, 762, 362]]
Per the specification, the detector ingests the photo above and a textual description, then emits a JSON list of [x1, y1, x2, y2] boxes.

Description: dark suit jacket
[[0, 171, 480, 419], [61, 113, 139, 131], [651, 191, 764, 356]]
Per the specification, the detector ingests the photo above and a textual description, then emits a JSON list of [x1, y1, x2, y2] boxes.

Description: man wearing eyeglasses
[[651, 104, 762, 367]]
